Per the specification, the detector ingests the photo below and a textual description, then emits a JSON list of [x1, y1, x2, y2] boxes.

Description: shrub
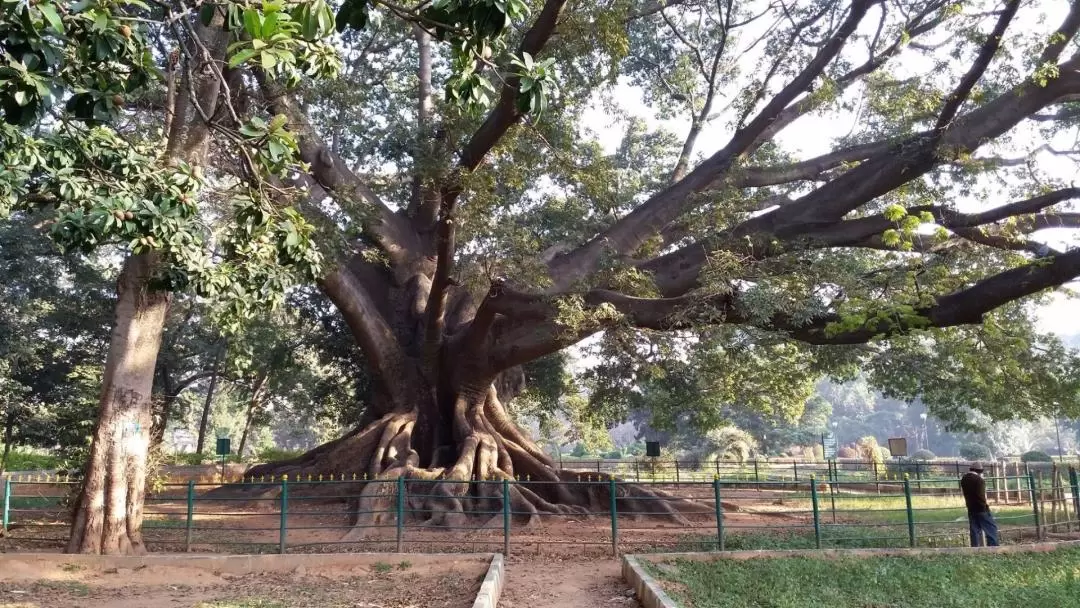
[[603, 449, 623, 460], [255, 447, 304, 463], [959, 442, 992, 461], [1020, 450, 1052, 463], [856, 436, 885, 468], [165, 452, 210, 466], [911, 449, 936, 461], [837, 446, 858, 459], [701, 427, 758, 463]]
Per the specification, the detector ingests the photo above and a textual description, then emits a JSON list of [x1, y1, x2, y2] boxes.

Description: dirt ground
[[500, 557, 640, 608], [0, 557, 486, 608]]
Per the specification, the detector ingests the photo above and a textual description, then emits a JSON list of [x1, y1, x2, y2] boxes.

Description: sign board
[[821, 433, 838, 459], [887, 437, 907, 458], [216, 437, 231, 456], [645, 441, 661, 458]]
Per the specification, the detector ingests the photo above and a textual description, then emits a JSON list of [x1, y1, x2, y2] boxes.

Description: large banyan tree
[[242, 0, 1080, 522]]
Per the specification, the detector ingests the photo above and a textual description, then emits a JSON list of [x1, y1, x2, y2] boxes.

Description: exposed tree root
[[215, 384, 712, 542]]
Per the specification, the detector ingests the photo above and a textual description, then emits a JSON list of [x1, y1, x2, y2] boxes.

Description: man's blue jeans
[[969, 511, 1000, 547]]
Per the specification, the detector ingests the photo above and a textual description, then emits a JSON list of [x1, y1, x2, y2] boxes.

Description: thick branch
[[549, 0, 878, 288], [783, 248, 1080, 344], [257, 74, 424, 283], [443, 0, 569, 208], [750, 0, 951, 151], [930, 0, 1019, 137], [423, 217, 456, 358], [321, 267, 418, 413]]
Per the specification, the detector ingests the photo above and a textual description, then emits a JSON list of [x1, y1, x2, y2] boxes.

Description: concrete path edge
[[472, 553, 505, 608], [622, 555, 680, 608]]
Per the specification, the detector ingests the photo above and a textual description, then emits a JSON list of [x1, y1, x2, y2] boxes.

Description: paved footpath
[[498, 557, 641, 608]]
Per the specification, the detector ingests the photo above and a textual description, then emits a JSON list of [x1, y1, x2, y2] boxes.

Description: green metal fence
[[2, 469, 1077, 556]]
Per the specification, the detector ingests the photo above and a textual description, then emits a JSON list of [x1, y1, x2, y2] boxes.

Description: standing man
[[960, 463, 1000, 547]]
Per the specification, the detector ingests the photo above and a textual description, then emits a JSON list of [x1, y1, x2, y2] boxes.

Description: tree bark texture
[[66, 254, 170, 555]]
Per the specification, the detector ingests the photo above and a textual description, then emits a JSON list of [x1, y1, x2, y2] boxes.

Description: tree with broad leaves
[[216, 0, 1080, 531], [1, 0, 340, 553]]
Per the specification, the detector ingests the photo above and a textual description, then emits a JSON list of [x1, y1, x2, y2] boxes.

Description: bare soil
[[500, 557, 640, 608], [0, 557, 485, 608]]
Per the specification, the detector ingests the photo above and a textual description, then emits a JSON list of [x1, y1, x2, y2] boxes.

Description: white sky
[[575, 0, 1080, 339]]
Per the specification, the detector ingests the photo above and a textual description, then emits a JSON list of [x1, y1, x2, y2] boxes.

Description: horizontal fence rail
[[4, 464, 1079, 557]]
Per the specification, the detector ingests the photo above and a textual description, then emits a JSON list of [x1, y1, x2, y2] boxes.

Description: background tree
[[1, 0, 339, 553]]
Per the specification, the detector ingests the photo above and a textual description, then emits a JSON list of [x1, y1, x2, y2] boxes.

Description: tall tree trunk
[[65, 15, 229, 555], [237, 372, 268, 459], [67, 254, 170, 555], [195, 348, 224, 455], [149, 365, 175, 451]]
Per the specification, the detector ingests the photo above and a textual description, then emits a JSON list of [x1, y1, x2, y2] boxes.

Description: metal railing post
[[2, 478, 10, 534], [713, 477, 724, 551], [279, 475, 289, 554], [184, 480, 195, 552], [753, 459, 760, 483], [810, 475, 821, 549], [396, 476, 405, 553], [609, 478, 618, 557], [503, 478, 511, 557], [904, 475, 915, 547]]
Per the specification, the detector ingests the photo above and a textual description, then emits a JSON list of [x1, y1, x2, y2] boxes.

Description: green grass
[[647, 546, 1080, 607]]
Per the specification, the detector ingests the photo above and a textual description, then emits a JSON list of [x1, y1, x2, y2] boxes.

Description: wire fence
[[3, 466, 1079, 556], [552, 457, 1080, 485]]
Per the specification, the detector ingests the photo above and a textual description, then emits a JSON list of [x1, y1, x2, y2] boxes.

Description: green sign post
[[216, 437, 231, 483]]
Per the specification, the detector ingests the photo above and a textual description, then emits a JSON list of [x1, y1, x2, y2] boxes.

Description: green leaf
[[243, 8, 261, 38], [199, 4, 217, 26], [92, 10, 108, 32], [883, 204, 907, 223], [260, 51, 278, 71], [228, 48, 260, 68], [39, 4, 64, 34]]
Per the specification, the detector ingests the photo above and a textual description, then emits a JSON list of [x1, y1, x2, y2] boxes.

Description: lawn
[[647, 546, 1080, 607]]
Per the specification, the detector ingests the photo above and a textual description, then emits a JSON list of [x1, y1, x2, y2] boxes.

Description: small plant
[[36, 581, 90, 596], [397, 560, 412, 571], [372, 561, 392, 574], [60, 562, 84, 572]]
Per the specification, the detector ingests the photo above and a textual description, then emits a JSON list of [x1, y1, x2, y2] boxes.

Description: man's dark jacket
[[960, 472, 989, 514]]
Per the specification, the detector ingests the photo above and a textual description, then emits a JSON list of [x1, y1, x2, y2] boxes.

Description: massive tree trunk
[[244, 265, 690, 530], [67, 254, 169, 555]]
